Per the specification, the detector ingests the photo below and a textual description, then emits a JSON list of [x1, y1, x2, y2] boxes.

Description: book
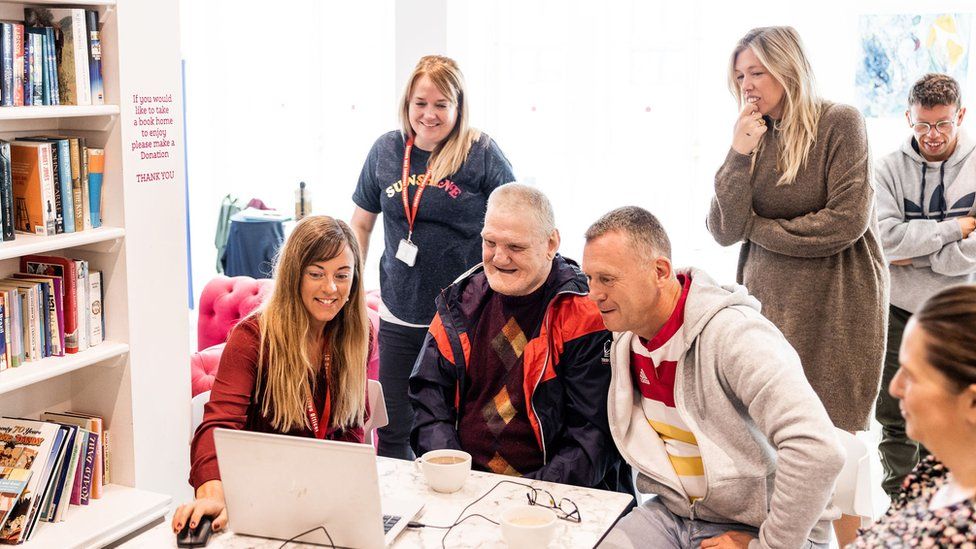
[[25, 8, 89, 107], [0, 282, 39, 362], [0, 418, 61, 544], [9, 142, 56, 236], [38, 424, 73, 522], [22, 424, 65, 540], [1, 23, 12, 107], [86, 148, 104, 228], [66, 429, 88, 506], [68, 138, 83, 233], [0, 289, 22, 368], [88, 271, 102, 346], [0, 299, 6, 372], [44, 27, 58, 106], [38, 413, 101, 500], [25, 28, 46, 105], [11, 274, 62, 357], [17, 138, 66, 235], [10, 23, 23, 107], [20, 256, 77, 354], [0, 468, 31, 533], [49, 425, 80, 522], [74, 260, 88, 353], [0, 293, 10, 370], [80, 143, 90, 231], [0, 141, 13, 241], [85, 10, 102, 105]]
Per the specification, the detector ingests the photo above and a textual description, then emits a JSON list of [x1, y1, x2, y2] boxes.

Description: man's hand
[[959, 216, 976, 239], [890, 258, 913, 266], [700, 530, 756, 549]]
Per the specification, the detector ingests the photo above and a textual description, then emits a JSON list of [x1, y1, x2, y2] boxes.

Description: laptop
[[214, 428, 424, 548]]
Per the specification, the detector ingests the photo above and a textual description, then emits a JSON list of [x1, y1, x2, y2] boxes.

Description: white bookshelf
[[0, 0, 189, 547]]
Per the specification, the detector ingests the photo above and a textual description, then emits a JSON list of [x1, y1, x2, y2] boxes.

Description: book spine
[[0, 293, 10, 370], [0, 300, 6, 372], [49, 141, 64, 234], [69, 430, 87, 505], [11, 24, 23, 106], [101, 429, 110, 485], [88, 271, 102, 346], [71, 10, 90, 106], [57, 140, 74, 234], [0, 141, 12, 241], [86, 10, 103, 105], [1, 23, 12, 107], [81, 146, 91, 230], [75, 260, 89, 352], [69, 139, 83, 232], [38, 144, 56, 236], [45, 27, 58, 106], [86, 148, 104, 228], [80, 431, 96, 505]]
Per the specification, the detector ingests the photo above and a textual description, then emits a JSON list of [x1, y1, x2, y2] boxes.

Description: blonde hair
[[728, 26, 823, 185], [255, 216, 368, 432], [399, 55, 481, 185]]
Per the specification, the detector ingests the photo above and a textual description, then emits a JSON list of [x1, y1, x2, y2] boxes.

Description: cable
[[277, 524, 356, 549]]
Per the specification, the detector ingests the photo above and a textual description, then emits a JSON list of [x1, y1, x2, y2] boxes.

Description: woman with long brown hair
[[172, 215, 371, 534], [350, 55, 515, 459]]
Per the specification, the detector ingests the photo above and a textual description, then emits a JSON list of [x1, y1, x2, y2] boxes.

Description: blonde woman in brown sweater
[[707, 26, 889, 547]]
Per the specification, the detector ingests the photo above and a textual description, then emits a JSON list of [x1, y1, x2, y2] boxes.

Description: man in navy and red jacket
[[408, 184, 632, 493]]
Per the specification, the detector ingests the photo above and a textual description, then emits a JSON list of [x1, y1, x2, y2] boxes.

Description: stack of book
[[0, 7, 104, 108], [0, 136, 105, 241], [0, 413, 110, 544], [0, 254, 105, 371]]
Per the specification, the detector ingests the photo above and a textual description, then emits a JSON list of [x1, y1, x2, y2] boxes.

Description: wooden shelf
[[0, 105, 119, 121], [25, 484, 170, 549], [0, 227, 125, 261], [0, 341, 128, 396]]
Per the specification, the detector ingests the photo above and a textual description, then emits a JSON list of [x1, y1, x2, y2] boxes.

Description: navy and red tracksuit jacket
[[408, 255, 633, 494]]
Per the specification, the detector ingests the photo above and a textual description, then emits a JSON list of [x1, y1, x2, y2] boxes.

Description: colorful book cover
[[0, 300, 6, 372], [86, 148, 103, 228], [51, 139, 73, 233], [9, 142, 55, 236], [44, 27, 58, 106], [0, 289, 22, 368], [11, 275, 62, 357], [0, 468, 31, 534], [49, 412, 100, 498], [50, 425, 79, 522], [39, 425, 72, 523], [85, 10, 102, 105], [0, 293, 10, 370], [17, 138, 63, 235], [0, 418, 60, 544], [67, 429, 87, 506], [80, 144, 90, 231], [20, 256, 77, 354]]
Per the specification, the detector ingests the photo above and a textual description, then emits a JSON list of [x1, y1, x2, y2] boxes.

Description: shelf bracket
[[98, 113, 119, 133]]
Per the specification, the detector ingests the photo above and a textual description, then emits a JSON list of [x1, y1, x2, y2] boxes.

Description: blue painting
[[856, 14, 971, 118]]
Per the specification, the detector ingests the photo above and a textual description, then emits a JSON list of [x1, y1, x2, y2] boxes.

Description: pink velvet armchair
[[190, 276, 381, 397]]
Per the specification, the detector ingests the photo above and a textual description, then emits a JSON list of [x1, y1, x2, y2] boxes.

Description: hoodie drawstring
[[919, 162, 948, 221], [920, 162, 927, 218]]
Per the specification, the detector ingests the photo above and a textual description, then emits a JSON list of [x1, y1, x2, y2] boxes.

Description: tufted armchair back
[[197, 275, 273, 351]]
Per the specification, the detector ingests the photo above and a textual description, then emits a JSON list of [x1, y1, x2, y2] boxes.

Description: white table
[[125, 457, 634, 548]]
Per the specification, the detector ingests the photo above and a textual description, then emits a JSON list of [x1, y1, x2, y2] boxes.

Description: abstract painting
[[856, 14, 971, 117]]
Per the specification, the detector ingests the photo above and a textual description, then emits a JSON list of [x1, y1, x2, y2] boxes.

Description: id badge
[[396, 238, 419, 267]]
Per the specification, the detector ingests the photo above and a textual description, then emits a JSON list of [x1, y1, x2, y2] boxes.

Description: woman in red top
[[172, 215, 371, 535]]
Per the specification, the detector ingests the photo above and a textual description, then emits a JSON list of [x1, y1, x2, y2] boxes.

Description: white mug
[[416, 449, 471, 493], [500, 504, 558, 548]]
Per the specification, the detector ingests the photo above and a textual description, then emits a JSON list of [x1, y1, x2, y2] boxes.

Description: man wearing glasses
[[875, 73, 976, 497]]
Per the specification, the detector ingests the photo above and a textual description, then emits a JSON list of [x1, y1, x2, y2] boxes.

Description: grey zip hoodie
[[607, 268, 844, 549], [876, 131, 976, 312]]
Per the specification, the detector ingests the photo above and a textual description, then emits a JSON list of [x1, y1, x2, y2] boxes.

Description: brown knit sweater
[[707, 101, 889, 431]]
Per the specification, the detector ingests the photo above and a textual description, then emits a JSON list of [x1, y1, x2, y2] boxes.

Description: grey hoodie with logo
[[876, 131, 976, 312], [607, 268, 844, 549]]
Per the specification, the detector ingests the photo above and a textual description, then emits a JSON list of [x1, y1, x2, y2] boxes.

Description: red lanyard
[[401, 136, 433, 240], [305, 352, 332, 439]]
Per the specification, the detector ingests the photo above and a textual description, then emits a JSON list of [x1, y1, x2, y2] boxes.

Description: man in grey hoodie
[[583, 207, 843, 549], [875, 73, 976, 497]]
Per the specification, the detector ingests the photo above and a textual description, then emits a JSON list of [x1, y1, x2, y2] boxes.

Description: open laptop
[[214, 428, 424, 548]]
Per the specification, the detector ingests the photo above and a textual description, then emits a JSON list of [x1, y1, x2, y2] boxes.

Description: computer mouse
[[176, 514, 214, 548]]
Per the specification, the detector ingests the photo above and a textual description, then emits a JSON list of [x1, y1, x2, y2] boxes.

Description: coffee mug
[[416, 449, 471, 493], [500, 504, 557, 548]]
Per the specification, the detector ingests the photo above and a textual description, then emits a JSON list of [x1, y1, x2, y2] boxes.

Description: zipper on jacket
[[530, 287, 589, 466]]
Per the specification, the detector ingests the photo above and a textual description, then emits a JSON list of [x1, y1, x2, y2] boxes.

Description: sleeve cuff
[[938, 219, 963, 245]]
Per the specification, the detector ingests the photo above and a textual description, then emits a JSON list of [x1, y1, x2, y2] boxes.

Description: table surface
[[128, 456, 634, 548]]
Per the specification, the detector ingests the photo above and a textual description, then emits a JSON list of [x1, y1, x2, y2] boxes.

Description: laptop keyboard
[[382, 514, 402, 534]]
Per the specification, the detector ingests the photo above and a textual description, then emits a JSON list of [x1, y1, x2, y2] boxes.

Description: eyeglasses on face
[[911, 116, 959, 135], [525, 488, 581, 523]]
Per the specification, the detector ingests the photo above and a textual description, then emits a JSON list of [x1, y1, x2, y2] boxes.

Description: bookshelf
[[0, 0, 189, 547]]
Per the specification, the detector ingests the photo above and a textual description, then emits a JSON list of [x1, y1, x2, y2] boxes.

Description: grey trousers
[[598, 497, 827, 549]]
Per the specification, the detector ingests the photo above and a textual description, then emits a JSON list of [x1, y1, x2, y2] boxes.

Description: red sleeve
[[189, 316, 261, 489]]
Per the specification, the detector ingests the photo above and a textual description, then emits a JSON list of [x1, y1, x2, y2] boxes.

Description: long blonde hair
[[399, 55, 481, 185], [728, 26, 823, 185], [255, 216, 368, 432]]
